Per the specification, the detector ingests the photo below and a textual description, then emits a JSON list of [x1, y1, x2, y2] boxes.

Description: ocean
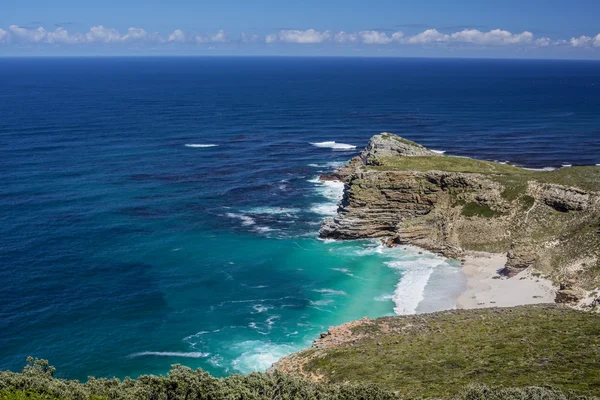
[[1, 57, 599, 380]]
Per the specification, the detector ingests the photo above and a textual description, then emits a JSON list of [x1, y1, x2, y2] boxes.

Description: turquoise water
[[1, 57, 598, 380]]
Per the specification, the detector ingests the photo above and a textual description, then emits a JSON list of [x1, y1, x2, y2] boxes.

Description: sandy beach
[[456, 252, 557, 309]]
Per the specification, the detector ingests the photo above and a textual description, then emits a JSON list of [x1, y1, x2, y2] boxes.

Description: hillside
[[320, 133, 600, 300], [273, 305, 600, 398]]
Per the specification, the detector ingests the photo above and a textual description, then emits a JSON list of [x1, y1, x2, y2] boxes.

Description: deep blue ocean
[[1, 57, 599, 380]]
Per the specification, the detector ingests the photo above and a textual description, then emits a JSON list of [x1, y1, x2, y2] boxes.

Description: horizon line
[[1, 54, 600, 62]]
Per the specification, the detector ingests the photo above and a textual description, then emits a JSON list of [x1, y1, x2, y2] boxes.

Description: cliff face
[[320, 133, 600, 294]]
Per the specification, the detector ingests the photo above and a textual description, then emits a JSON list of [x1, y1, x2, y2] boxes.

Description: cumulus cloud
[[266, 29, 331, 44], [360, 30, 403, 44], [0, 28, 8, 43], [8, 25, 85, 44], [1, 24, 600, 52], [85, 26, 122, 43], [570, 34, 600, 48], [334, 31, 358, 43], [405, 29, 448, 44], [168, 29, 186, 43], [449, 29, 533, 45], [402, 28, 536, 46], [196, 30, 228, 43], [121, 27, 149, 42]]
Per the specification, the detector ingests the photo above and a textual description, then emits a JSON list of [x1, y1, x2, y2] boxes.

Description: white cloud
[[448, 29, 533, 45], [266, 29, 331, 44], [168, 29, 186, 43], [196, 30, 228, 44], [8, 25, 85, 44], [85, 26, 122, 43], [334, 31, 358, 43], [405, 29, 448, 44], [122, 27, 148, 42], [359, 31, 390, 44], [534, 37, 552, 47], [570, 34, 600, 47], [1, 24, 600, 53], [360, 31, 390, 44]]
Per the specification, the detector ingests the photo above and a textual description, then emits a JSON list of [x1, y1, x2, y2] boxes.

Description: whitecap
[[185, 144, 218, 148], [312, 288, 347, 296], [330, 267, 357, 278], [226, 213, 255, 226], [310, 141, 356, 151], [310, 178, 345, 201], [522, 167, 557, 171], [387, 257, 446, 315], [252, 304, 274, 313], [562, 164, 573, 167], [310, 203, 339, 215], [375, 294, 393, 302], [128, 351, 210, 358], [253, 226, 276, 233], [247, 207, 301, 215], [310, 299, 334, 306], [308, 161, 348, 168], [231, 341, 296, 373]]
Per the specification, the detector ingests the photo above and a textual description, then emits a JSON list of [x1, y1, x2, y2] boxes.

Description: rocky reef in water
[[320, 133, 600, 304]]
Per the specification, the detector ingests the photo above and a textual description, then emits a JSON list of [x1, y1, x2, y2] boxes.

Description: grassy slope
[[299, 305, 600, 398], [369, 156, 600, 193]]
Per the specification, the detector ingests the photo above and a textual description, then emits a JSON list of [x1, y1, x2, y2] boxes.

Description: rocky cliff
[[320, 133, 600, 299]]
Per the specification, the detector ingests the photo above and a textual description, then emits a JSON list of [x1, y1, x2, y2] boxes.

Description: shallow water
[[0, 57, 599, 380]]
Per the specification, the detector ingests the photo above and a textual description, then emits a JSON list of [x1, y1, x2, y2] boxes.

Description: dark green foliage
[[462, 384, 596, 400], [2, 355, 600, 399], [460, 202, 498, 218], [0, 390, 65, 400], [0, 358, 395, 400]]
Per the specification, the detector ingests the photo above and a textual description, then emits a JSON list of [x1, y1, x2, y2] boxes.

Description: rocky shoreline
[[319, 133, 600, 307]]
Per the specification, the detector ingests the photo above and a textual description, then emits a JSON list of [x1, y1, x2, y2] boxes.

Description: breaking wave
[[128, 351, 210, 358], [185, 144, 218, 148], [310, 141, 356, 151]]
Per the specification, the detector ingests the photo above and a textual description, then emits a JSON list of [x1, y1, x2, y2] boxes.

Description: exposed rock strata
[[320, 133, 600, 293]]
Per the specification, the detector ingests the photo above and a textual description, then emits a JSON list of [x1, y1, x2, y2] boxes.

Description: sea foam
[[185, 144, 218, 148], [310, 141, 356, 151], [231, 341, 295, 373], [128, 351, 210, 358], [386, 253, 450, 315]]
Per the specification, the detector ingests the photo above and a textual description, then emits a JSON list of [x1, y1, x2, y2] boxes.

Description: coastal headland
[[270, 133, 600, 397], [319, 133, 600, 308]]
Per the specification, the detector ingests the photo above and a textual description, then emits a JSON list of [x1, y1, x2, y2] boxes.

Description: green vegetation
[[380, 133, 426, 148], [459, 201, 499, 218], [2, 356, 599, 400], [370, 156, 600, 193], [0, 358, 394, 400], [296, 306, 600, 398]]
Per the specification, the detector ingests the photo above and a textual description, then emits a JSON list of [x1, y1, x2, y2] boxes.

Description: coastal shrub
[[460, 202, 498, 218], [2, 358, 600, 399], [462, 384, 598, 400], [520, 195, 536, 210], [0, 359, 396, 400]]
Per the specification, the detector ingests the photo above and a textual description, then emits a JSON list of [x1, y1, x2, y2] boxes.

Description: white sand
[[456, 252, 557, 309]]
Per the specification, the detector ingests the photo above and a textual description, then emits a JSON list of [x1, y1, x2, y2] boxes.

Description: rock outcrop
[[320, 133, 600, 291], [359, 133, 441, 165]]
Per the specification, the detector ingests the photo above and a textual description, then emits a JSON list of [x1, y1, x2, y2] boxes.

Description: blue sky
[[1, 0, 600, 58]]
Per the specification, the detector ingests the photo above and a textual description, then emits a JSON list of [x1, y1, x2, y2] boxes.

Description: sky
[[1, 0, 600, 58]]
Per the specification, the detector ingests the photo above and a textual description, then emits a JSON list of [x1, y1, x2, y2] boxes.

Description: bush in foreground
[[1, 358, 599, 400]]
